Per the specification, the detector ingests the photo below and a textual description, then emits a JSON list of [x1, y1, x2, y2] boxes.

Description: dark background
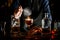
[[50, 0, 60, 21], [0, 0, 60, 40], [0, 0, 60, 30], [0, 0, 60, 39], [0, 0, 60, 21]]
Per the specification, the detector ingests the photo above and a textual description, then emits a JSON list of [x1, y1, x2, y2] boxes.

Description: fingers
[[19, 6, 23, 12], [14, 6, 23, 19]]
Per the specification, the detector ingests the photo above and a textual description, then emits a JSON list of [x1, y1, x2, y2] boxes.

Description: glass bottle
[[57, 20, 60, 30], [42, 13, 51, 33], [54, 20, 57, 31]]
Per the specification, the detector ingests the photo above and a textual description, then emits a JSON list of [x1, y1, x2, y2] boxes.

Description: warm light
[[51, 30, 55, 34], [34, 30, 38, 32], [54, 29, 57, 32], [51, 29, 57, 35], [25, 16, 31, 20], [39, 28, 42, 31], [51, 35, 55, 39]]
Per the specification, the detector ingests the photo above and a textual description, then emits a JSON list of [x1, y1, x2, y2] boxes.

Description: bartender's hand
[[14, 5, 23, 19]]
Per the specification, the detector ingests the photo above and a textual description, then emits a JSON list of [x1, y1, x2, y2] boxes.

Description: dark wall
[[0, 0, 60, 23], [50, 0, 60, 21]]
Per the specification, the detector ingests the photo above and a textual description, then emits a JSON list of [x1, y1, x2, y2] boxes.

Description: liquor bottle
[[51, 20, 57, 35], [57, 20, 60, 30], [42, 13, 51, 33], [54, 20, 57, 31]]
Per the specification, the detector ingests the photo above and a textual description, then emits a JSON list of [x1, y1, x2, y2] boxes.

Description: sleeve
[[32, 0, 44, 26], [10, 0, 20, 14], [33, 0, 52, 26], [43, 0, 52, 21]]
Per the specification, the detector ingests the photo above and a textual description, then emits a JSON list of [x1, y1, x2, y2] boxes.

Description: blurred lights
[[51, 35, 55, 39], [51, 29, 57, 35], [51, 30, 55, 34]]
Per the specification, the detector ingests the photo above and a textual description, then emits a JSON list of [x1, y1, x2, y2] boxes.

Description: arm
[[33, 0, 52, 26], [43, 0, 52, 21], [14, 5, 23, 19]]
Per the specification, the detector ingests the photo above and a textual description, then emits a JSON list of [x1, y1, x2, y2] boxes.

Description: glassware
[[25, 16, 33, 29], [42, 13, 51, 34]]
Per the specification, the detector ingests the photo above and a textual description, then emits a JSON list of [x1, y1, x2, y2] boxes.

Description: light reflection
[[51, 29, 57, 35], [51, 35, 55, 39], [51, 30, 55, 34]]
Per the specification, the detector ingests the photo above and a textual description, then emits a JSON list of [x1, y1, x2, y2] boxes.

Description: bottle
[[57, 20, 60, 30], [42, 13, 51, 33], [54, 20, 57, 31]]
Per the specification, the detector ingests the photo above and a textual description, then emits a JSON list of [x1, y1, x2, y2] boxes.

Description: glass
[[25, 16, 33, 28], [41, 13, 51, 34]]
